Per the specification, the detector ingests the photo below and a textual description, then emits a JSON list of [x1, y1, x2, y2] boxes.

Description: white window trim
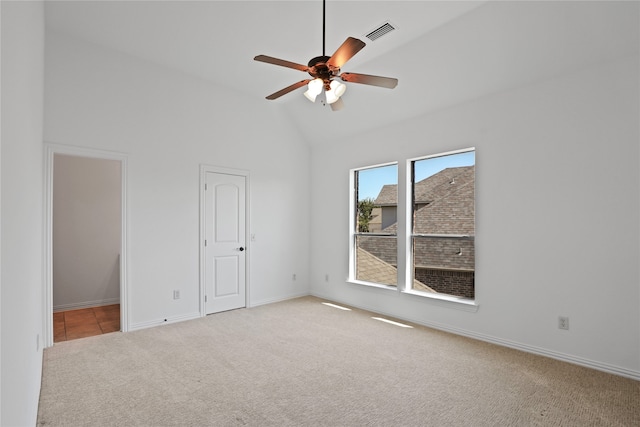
[[402, 288, 479, 312], [405, 147, 476, 307], [348, 161, 398, 285], [347, 279, 397, 291]]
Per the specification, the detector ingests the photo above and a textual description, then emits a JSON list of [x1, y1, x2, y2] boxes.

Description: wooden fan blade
[[254, 55, 309, 72], [329, 97, 344, 111], [326, 37, 366, 69], [265, 80, 311, 100], [340, 72, 398, 89]]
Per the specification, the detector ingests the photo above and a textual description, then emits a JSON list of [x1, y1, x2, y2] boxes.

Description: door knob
[[239, 247, 245, 251]]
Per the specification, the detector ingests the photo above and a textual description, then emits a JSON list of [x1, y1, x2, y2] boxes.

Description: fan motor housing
[[308, 55, 336, 81]]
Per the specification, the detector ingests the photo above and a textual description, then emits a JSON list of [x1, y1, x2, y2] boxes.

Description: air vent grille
[[365, 22, 396, 41]]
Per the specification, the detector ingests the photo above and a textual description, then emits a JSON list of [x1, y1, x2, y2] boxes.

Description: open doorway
[[44, 144, 128, 347]]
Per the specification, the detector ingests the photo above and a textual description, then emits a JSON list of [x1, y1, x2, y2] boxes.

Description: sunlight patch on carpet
[[322, 302, 352, 311], [372, 317, 413, 328]]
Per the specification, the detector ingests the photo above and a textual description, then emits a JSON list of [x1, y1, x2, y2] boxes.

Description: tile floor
[[53, 304, 120, 342]]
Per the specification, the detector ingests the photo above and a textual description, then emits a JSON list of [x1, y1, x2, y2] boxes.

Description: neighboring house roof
[[414, 166, 475, 205], [380, 165, 475, 236], [356, 247, 435, 292], [374, 166, 474, 207], [374, 184, 397, 206], [413, 237, 475, 271], [413, 179, 474, 235]]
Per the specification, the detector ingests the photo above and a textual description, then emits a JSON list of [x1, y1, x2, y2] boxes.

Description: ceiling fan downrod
[[322, 0, 326, 57]]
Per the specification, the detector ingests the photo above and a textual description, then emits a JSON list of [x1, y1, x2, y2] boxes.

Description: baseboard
[[53, 298, 120, 312], [462, 329, 640, 381], [249, 292, 310, 308], [128, 292, 310, 332], [129, 311, 201, 332], [310, 291, 640, 381]]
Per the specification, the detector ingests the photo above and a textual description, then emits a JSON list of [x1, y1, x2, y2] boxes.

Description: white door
[[205, 172, 246, 314]]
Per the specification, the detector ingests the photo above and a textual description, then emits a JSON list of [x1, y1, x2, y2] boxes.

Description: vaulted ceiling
[[44, 1, 638, 145]]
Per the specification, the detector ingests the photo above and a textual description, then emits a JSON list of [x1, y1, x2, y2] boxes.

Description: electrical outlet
[[558, 316, 569, 330], [325, 274, 329, 282], [292, 273, 296, 281], [173, 290, 180, 300]]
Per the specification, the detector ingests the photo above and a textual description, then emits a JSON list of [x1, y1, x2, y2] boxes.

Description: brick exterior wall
[[414, 268, 474, 299]]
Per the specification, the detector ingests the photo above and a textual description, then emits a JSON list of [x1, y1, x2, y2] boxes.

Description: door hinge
[[204, 240, 207, 247], [205, 295, 207, 302], [205, 183, 208, 191]]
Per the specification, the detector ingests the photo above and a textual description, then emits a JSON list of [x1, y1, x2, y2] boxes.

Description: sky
[[358, 150, 475, 201]]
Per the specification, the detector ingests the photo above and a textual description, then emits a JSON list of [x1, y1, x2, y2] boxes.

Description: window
[[410, 150, 475, 299], [349, 149, 476, 303], [351, 163, 397, 286]]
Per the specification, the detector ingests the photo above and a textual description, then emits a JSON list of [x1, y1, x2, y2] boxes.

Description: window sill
[[402, 289, 479, 312], [347, 279, 479, 312], [347, 279, 398, 292]]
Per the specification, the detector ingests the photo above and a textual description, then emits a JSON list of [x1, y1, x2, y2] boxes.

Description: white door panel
[[205, 172, 246, 314], [215, 257, 239, 297], [215, 184, 239, 242]]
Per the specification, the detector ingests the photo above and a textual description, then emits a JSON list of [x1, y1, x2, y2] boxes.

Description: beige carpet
[[37, 296, 639, 426]]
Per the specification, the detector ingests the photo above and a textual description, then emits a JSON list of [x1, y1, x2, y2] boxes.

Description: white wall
[[53, 154, 121, 310], [310, 54, 640, 378], [0, 1, 45, 425], [44, 31, 311, 329]]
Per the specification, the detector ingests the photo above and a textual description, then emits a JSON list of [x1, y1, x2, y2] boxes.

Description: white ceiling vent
[[365, 22, 396, 41]]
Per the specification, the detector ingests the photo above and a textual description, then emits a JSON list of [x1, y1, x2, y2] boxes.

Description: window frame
[[348, 149, 478, 311], [402, 148, 477, 307], [348, 161, 398, 289]]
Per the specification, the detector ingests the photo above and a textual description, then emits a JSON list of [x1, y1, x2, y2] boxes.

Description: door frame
[[199, 164, 250, 316], [43, 143, 129, 347]]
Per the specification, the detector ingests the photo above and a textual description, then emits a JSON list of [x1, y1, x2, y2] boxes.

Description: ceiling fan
[[254, 0, 398, 111]]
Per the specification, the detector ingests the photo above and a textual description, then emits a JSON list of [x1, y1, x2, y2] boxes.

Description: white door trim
[[43, 143, 129, 347], [199, 164, 250, 316]]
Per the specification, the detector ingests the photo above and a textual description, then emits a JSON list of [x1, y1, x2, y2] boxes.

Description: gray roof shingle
[[377, 165, 475, 236], [373, 184, 397, 206], [414, 165, 475, 205]]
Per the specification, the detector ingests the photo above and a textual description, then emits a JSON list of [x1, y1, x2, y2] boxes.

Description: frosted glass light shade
[[304, 90, 317, 102], [304, 78, 324, 102], [331, 80, 346, 97], [326, 80, 346, 104], [325, 89, 339, 104]]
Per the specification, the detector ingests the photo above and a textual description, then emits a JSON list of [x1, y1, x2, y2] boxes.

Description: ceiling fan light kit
[[254, 0, 398, 111], [326, 80, 346, 104], [303, 78, 324, 102]]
